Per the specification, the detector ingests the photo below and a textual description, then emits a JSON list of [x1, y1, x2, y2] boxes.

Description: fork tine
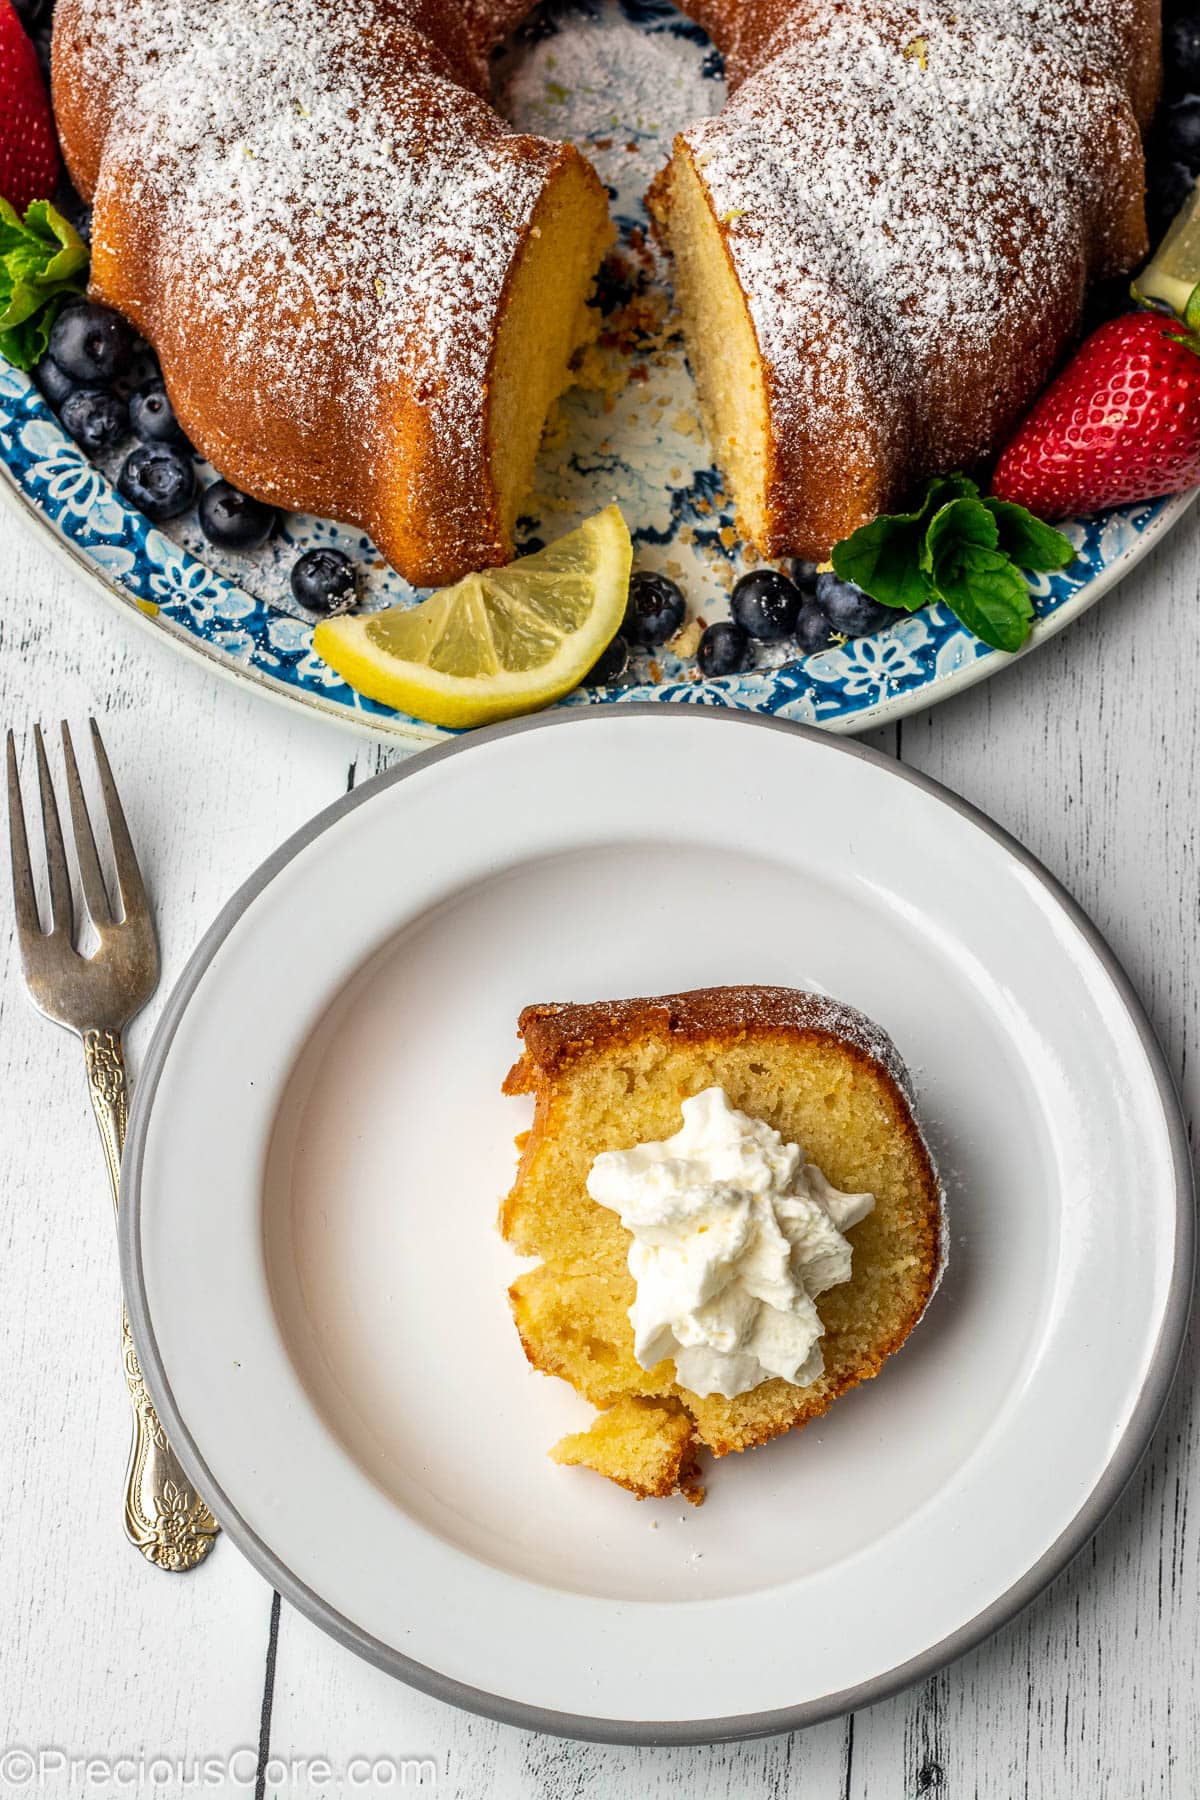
[[88, 719, 148, 921], [33, 724, 73, 938], [60, 721, 112, 927], [6, 729, 42, 938]]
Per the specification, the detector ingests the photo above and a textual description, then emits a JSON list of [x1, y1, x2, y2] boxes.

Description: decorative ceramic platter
[[122, 709, 1192, 1740], [2, 0, 1196, 745]]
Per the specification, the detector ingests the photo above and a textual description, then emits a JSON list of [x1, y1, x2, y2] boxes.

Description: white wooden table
[[2, 500, 1197, 1800]]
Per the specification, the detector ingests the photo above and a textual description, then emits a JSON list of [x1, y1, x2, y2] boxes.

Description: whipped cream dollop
[[586, 1087, 875, 1399]]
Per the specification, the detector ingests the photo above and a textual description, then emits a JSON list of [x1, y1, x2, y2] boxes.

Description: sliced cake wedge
[[500, 985, 944, 1502]]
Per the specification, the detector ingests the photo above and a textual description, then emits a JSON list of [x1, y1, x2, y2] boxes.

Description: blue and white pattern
[[0, 0, 1189, 744]]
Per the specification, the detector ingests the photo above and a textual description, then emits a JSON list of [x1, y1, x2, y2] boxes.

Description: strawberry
[[0, 0, 59, 215], [991, 311, 1200, 519]]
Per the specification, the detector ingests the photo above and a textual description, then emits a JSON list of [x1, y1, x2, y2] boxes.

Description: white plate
[[122, 707, 1193, 1742]]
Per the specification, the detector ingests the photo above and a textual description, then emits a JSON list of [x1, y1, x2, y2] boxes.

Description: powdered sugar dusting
[[55, 0, 1151, 608], [686, 0, 1147, 458], [66, 0, 562, 471]]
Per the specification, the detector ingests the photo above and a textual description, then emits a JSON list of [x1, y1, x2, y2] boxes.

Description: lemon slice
[[314, 505, 633, 728], [1133, 177, 1200, 319]]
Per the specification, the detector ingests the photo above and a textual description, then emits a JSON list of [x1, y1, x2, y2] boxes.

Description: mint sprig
[[0, 199, 90, 372], [831, 476, 1075, 653]]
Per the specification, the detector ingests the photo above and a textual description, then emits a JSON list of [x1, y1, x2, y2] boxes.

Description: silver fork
[[7, 719, 219, 1571]]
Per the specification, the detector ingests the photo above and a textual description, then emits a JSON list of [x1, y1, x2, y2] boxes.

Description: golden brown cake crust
[[51, 0, 609, 587], [506, 984, 925, 1097], [501, 985, 944, 1499], [653, 0, 1161, 561], [51, 1, 1161, 580]]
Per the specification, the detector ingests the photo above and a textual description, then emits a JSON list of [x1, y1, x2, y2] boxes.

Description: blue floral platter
[[2, 0, 1195, 748]]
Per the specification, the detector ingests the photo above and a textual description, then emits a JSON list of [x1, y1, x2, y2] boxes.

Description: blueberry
[[795, 598, 837, 655], [291, 547, 358, 614], [1163, 95, 1200, 169], [697, 620, 751, 677], [730, 568, 801, 641], [11, 0, 50, 21], [117, 441, 197, 521], [129, 377, 188, 446], [52, 183, 93, 247], [124, 338, 162, 389], [59, 385, 129, 454], [199, 480, 277, 552], [33, 355, 78, 410], [791, 558, 820, 597], [587, 634, 630, 686], [622, 570, 686, 647], [1150, 158, 1198, 236], [47, 300, 134, 385], [814, 572, 892, 637], [1167, 17, 1200, 92]]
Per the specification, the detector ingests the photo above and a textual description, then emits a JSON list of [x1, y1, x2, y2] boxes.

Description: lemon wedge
[[314, 505, 633, 728], [1133, 177, 1200, 320]]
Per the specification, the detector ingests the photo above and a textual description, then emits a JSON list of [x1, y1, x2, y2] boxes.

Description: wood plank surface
[[1, 496, 1195, 1797]]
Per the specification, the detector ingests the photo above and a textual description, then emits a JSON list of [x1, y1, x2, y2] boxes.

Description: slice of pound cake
[[499, 986, 943, 1503]]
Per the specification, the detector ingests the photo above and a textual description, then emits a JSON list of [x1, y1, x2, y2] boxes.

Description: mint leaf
[[0, 299, 68, 371], [930, 538, 1034, 652], [982, 498, 1075, 571], [830, 474, 979, 611], [830, 473, 1053, 651], [831, 514, 937, 611], [921, 495, 999, 574], [0, 199, 89, 373]]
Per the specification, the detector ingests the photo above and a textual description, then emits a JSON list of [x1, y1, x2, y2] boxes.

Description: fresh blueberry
[[199, 480, 277, 552], [1163, 95, 1200, 169], [33, 355, 78, 410], [129, 377, 188, 446], [622, 571, 686, 647], [47, 300, 134, 385], [59, 385, 129, 454], [587, 634, 630, 686], [11, 0, 52, 24], [124, 338, 162, 389], [814, 572, 892, 637], [730, 568, 801, 641], [117, 441, 197, 521], [697, 620, 751, 677], [791, 558, 820, 597], [52, 182, 93, 247], [1167, 17, 1200, 92], [1149, 159, 1197, 236], [795, 598, 837, 655], [291, 547, 359, 614]]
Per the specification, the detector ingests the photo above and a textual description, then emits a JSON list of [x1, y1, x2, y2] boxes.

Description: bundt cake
[[50, 0, 613, 586], [51, 0, 1160, 581], [651, 0, 1161, 559], [500, 987, 943, 1503]]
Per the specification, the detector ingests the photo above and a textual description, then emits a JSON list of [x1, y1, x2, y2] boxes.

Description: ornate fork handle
[[83, 1028, 219, 1570]]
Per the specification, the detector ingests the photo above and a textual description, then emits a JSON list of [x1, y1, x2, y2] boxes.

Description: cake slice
[[500, 986, 943, 1503]]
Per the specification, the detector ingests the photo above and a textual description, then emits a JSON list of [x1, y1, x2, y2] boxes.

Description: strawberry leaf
[[983, 497, 1075, 571]]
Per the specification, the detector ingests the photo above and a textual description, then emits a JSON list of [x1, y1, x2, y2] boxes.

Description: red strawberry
[[0, 0, 59, 214], [992, 311, 1200, 519]]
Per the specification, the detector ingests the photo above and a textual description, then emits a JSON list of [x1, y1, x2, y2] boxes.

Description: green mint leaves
[[0, 199, 90, 373], [830, 475, 1075, 653]]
